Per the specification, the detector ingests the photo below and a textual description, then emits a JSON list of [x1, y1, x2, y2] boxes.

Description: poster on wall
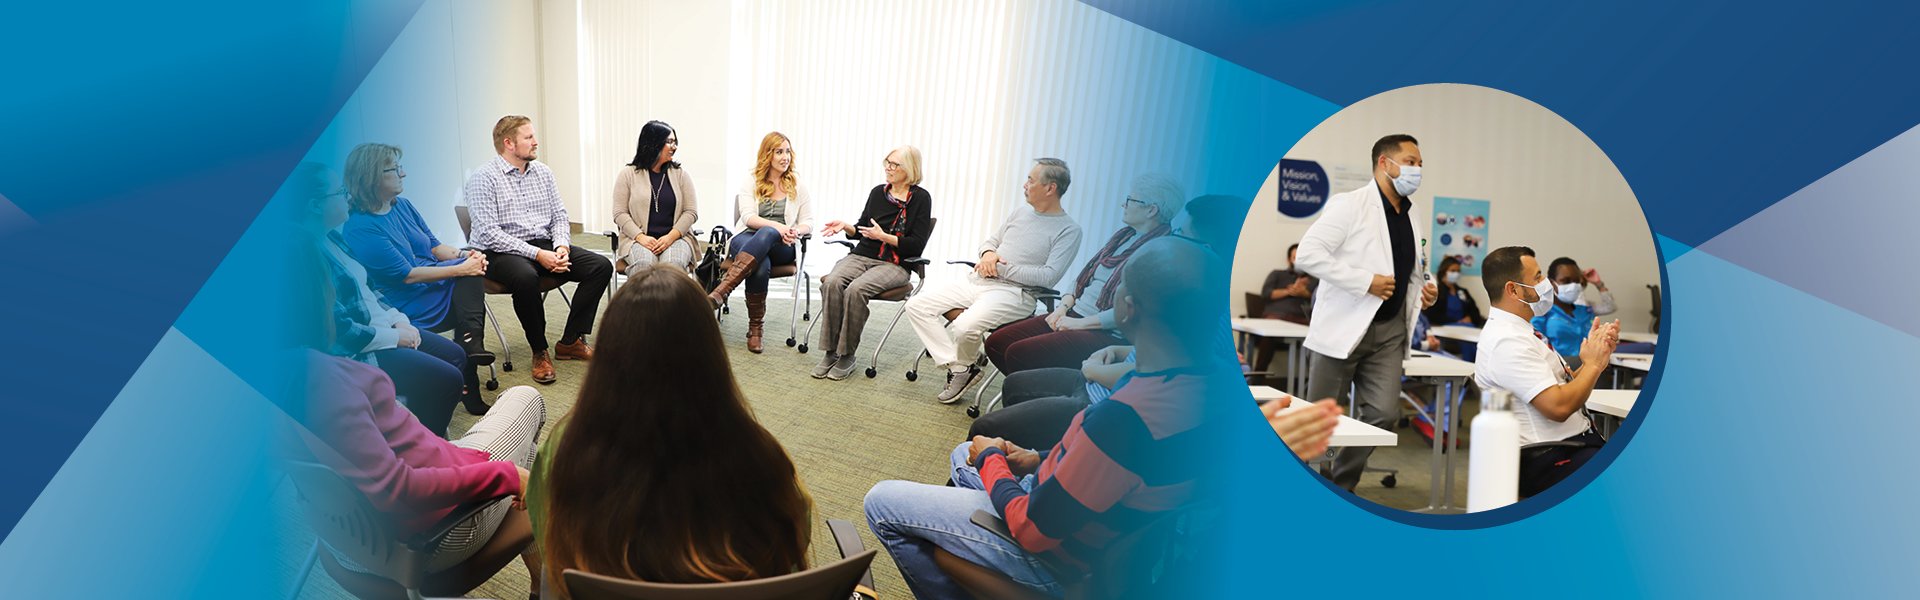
[[1275, 158, 1329, 218], [1432, 196, 1490, 275]]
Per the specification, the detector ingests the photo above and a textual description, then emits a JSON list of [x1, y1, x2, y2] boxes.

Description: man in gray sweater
[[907, 158, 1084, 403]]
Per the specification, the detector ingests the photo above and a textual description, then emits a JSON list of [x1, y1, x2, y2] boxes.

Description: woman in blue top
[[340, 143, 495, 417], [1530, 256, 1656, 363]]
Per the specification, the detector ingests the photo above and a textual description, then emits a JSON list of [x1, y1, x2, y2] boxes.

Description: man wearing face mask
[[1474, 246, 1621, 497], [1294, 134, 1440, 492]]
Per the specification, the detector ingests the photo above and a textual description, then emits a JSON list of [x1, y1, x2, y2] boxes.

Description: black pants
[[484, 239, 613, 352], [421, 276, 488, 405], [967, 368, 1093, 450], [1520, 430, 1607, 498], [370, 332, 467, 438]]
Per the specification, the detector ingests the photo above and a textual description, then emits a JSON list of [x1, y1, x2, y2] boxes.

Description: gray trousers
[[1311, 315, 1408, 490], [624, 237, 696, 276], [819, 254, 911, 357]]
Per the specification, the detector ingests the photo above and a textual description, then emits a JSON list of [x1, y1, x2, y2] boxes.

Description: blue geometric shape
[[0, 192, 32, 237], [0, 329, 288, 598], [1656, 233, 1693, 263], [1698, 120, 1920, 340], [1075, 0, 1920, 249]]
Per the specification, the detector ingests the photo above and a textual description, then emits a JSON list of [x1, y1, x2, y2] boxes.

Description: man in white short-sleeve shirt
[[1473, 245, 1620, 497]]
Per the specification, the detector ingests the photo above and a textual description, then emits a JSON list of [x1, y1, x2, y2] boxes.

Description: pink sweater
[[303, 353, 520, 535]]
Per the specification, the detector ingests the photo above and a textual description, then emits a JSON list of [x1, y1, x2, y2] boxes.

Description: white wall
[[1232, 84, 1660, 333], [305, 0, 544, 245]]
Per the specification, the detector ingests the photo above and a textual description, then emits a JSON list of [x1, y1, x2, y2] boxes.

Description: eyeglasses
[[381, 165, 405, 175], [665, 138, 679, 146], [1122, 197, 1147, 208], [883, 160, 903, 170]]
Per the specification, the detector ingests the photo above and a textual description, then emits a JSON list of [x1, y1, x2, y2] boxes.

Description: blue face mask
[[1391, 164, 1421, 197]]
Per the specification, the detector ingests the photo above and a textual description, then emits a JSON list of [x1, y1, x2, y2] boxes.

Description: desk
[[1233, 318, 1311, 394], [1585, 389, 1637, 418], [1253, 386, 1398, 448], [1608, 352, 1653, 389], [1430, 325, 1482, 344], [1618, 331, 1658, 345], [1402, 353, 1477, 514]]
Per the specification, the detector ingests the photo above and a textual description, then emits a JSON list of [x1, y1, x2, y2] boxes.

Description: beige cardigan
[[612, 166, 701, 258], [734, 180, 814, 234]]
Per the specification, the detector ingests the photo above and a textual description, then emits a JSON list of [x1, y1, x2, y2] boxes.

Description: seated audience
[[529, 264, 814, 598], [613, 120, 699, 275], [905, 158, 1084, 403], [1475, 246, 1619, 497], [867, 236, 1233, 600], [1533, 256, 1654, 363], [464, 115, 614, 385], [340, 142, 496, 418], [707, 131, 814, 353], [812, 146, 934, 380], [1260, 243, 1316, 323], [982, 173, 1181, 375], [296, 162, 469, 437], [967, 345, 1134, 451]]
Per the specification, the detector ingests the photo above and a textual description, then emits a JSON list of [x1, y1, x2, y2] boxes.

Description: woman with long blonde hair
[[706, 131, 814, 352]]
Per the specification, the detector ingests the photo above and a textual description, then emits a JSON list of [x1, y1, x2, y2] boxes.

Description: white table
[[1610, 353, 1653, 371], [1233, 318, 1311, 394], [1430, 324, 1482, 344], [1585, 389, 1638, 418], [1252, 386, 1398, 448], [1402, 352, 1477, 514], [1618, 331, 1658, 345]]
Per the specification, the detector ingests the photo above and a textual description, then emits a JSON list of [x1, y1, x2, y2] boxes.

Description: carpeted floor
[[279, 239, 994, 599]]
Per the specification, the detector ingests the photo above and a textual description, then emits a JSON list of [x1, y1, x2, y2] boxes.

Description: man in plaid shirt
[[463, 115, 611, 385]]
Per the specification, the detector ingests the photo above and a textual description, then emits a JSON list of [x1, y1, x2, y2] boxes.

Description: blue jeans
[[727, 227, 797, 294], [864, 443, 1056, 600]]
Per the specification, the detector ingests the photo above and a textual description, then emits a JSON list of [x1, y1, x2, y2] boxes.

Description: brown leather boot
[[745, 292, 768, 353], [707, 251, 761, 307]]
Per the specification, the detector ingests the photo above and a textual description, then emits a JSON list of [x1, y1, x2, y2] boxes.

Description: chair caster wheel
[[798, 343, 809, 353], [786, 337, 797, 347], [965, 406, 980, 418], [865, 367, 877, 378], [1382, 475, 1397, 488], [485, 380, 499, 391], [503, 362, 514, 372], [803, 313, 811, 321], [905, 371, 918, 382], [723, 306, 730, 314]]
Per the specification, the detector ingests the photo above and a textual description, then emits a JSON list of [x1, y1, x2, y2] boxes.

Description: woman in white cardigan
[[612, 120, 700, 276], [707, 132, 813, 352]]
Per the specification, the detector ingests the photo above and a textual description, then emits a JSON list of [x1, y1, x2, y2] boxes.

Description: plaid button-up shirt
[[463, 154, 571, 258]]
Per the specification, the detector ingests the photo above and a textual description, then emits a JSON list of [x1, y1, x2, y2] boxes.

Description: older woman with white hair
[[981, 172, 1185, 375]]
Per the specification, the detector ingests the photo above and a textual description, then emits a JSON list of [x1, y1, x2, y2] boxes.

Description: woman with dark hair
[[283, 162, 549, 596], [1425, 255, 1485, 327], [340, 142, 496, 418], [530, 264, 813, 596], [613, 120, 700, 276], [706, 132, 814, 352], [298, 162, 472, 438]]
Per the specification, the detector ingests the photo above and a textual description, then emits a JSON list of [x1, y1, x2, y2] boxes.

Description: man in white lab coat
[[1294, 134, 1438, 491]]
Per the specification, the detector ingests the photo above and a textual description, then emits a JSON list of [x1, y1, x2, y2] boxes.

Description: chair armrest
[[968, 510, 1076, 579], [409, 492, 515, 550], [1522, 440, 1596, 451], [826, 519, 875, 595], [948, 260, 977, 267], [827, 240, 856, 249], [901, 257, 931, 266]]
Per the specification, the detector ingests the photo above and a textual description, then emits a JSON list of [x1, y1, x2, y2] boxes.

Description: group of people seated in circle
[[278, 113, 1271, 599]]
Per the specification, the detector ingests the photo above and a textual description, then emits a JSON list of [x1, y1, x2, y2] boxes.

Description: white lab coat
[[1295, 181, 1430, 360]]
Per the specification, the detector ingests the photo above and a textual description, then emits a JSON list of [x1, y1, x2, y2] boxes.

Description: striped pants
[[338, 385, 546, 574]]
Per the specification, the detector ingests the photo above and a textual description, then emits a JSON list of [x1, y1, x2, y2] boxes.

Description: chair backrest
[[1242, 292, 1266, 319], [283, 460, 432, 590], [1077, 511, 1185, 598], [560, 549, 878, 600], [455, 204, 475, 240], [1646, 283, 1661, 331]]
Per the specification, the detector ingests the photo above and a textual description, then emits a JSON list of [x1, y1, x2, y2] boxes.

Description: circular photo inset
[[1235, 83, 1661, 520]]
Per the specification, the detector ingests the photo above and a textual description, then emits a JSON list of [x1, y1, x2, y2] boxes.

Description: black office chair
[[711, 194, 812, 348], [558, 519, 877, 600], [938, 509, 1188, 600], [902, 260, 1060, 416], [803, 219, 940, 382]]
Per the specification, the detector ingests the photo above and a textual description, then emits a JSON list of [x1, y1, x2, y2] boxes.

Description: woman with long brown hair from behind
[[528, 263, 813, 597]]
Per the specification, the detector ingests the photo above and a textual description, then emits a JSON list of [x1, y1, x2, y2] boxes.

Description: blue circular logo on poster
[[1276, 158, 1329, 219]]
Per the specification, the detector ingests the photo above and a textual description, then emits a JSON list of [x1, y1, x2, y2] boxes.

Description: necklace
[[649, 169, 666, 213]]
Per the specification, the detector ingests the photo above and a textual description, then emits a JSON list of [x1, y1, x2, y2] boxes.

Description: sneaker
[[811, 353, 839, 379], [530, 351, 557, 384], [826, 354, 859, 381], [936, 368, 977, 404]]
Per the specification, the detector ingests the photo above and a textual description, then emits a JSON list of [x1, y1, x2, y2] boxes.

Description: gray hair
[[1034, 158, 1071, 196], [1130, 173, 1185, 224]]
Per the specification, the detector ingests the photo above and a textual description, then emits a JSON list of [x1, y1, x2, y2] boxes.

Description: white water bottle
[[1467, 389, 1520, 512]]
